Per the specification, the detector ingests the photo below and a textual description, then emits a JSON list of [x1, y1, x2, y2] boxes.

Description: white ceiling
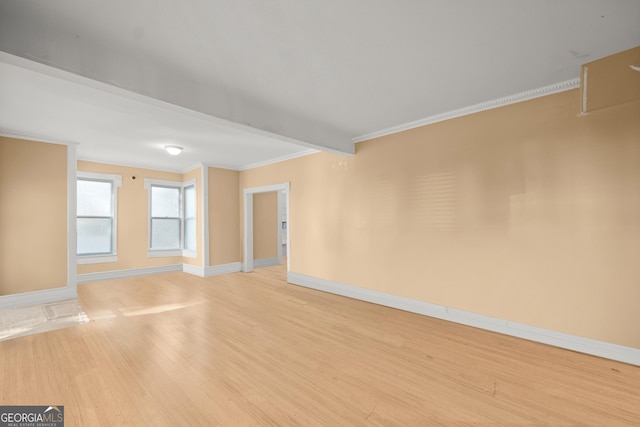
[[0, 55, 318, 171], [1, 1, 639, 171]]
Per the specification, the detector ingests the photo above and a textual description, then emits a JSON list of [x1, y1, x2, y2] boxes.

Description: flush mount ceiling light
[[164, 145, 183, 156]]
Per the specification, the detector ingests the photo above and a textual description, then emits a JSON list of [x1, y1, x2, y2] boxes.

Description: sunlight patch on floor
[[0, 299, 90, 341]]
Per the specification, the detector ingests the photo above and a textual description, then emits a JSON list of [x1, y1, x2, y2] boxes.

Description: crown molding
[[353, 79, 581, 143], [182, 162, 206, 174], [0, 129, 80, 146], [239, 148, 320, 171]]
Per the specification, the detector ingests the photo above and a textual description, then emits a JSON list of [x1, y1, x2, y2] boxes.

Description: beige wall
[[583, 46, 640, 113], [77, 161, 188, 274], [253, 192, 278, 261], [239, 51, 640, 348], [208, 167, 240, 266], [0, 137, 68, 295]]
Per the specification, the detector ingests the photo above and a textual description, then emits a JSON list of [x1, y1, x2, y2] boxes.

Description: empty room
[[1, 1, 639, 425]]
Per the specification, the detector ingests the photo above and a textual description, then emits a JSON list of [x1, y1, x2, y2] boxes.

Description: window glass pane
[[184, 218, 196, 251], [77, 218, 112, 254], [151, 186, 180, 217], [77, 180, 112, 216], [151, 218, 180, 249], [184, 185, 196, 218]]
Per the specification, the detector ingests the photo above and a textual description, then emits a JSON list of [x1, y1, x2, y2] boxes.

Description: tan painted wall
[[208, 167, 240, 266], [77, 161, 185, 274], [240, 82, 640, 347], [0, 137, 68, 295], [182, 166, 203, 267], [583, 46, 640, 113], [253, 192, 278, 261]]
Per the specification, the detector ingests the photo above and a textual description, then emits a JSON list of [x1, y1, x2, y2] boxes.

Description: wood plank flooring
[[1, 264, 639, 426]]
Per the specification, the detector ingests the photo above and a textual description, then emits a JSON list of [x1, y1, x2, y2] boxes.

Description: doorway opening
[[243, 183, 289, 273]]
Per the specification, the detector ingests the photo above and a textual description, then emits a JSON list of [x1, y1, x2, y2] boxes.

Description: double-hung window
[[145, 178, 196, 257], [77, 171, 122, 264], [150, 185, 181, 250]]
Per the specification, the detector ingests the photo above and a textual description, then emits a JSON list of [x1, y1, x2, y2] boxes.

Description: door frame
[[243, 182, 290, 273]]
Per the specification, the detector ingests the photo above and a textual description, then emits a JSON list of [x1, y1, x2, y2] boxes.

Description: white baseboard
[[287, 272, 640, 367], [78, 262, 243, 283], [253, 257, 280, 268], [1, 261, 238, 309], [0, 286, 77, 309], [204, 262, 242, 277], [77, 264, 183, 284], [182, 263, 205, 277]]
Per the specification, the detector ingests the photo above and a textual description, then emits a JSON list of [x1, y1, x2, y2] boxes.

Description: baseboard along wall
[[15, 264, 638, 366], [0, 286, 78, 309], [77, 262, 244, 283], [287, 271, 640, 367], [253, 257, 280, 268]]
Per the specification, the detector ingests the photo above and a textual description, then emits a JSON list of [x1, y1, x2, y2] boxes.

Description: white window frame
[[144, 178, 197, 258], [182, 184, 197, 258], [76, 171, 122, 264]]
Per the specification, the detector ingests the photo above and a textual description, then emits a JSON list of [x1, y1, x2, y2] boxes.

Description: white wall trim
[[0, 287, 78, 309], [181, 163, 203, 174], [77, 262, 242, 283], [287, 272, 640, 367], [276, 190, 284, 263], [143, 177, 183, 190], [352, 78, 581, 143], [0, 128, 80, 146], [66, 144, 78, 298], [243, 183, 291, 273], [77, 255, 118, 264], [205, 262, 243, 277], [182, 263, 205, 277], [77, 170, 123, 186], [77, 264, 183, 284], [182, 250, 197, 259], [78, 157, 209, 175], [239, 149, 320, 171], [201, 165, 210, 269], [243, 183, 291, 195], [253, 257, 281, 269]]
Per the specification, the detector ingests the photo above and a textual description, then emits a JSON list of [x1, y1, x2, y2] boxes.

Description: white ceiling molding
[[0, 128, 80, 146], [353, 79, 581, 143], [239, 148, 321, 171], [75, 156, 238, 175]]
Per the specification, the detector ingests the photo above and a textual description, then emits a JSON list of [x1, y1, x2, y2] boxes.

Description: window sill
[[147, 249, 198, 258], [77, 255, 118, 264]]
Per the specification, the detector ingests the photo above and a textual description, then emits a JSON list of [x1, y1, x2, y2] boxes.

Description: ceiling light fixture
[[164, 145, 183, 156]]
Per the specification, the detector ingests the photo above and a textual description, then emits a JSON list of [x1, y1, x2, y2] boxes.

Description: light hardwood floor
[[1, 264, 639, 426]]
